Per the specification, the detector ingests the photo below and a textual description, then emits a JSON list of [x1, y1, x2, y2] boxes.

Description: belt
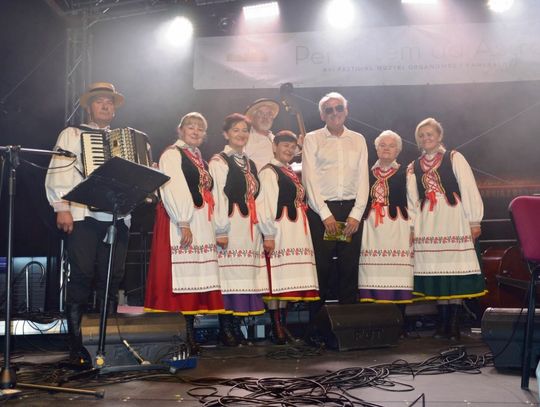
[[325, 199, 356, 205]]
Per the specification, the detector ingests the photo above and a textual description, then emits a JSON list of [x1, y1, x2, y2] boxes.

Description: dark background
[[1, 0, 539, 262]]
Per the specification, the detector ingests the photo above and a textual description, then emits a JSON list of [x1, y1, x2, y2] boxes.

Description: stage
[[1, 324, 538, 406]]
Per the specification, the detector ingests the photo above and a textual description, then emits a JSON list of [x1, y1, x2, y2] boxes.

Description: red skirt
[[144, 203, 225, 315]]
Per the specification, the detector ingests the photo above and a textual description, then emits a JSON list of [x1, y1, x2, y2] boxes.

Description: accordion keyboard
[[81, 131, 108, 177]]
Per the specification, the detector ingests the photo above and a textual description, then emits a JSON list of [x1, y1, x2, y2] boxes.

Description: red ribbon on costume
[[371, 201, 385, 227], [247, 196, 258, 241], [426, 190, 437, 211], [300, 202, 308, 235], [183, 147, 214, 220], [202, 188, 215, 221]]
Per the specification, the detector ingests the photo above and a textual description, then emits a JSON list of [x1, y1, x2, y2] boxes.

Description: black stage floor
[[1, 326, 539, 406]]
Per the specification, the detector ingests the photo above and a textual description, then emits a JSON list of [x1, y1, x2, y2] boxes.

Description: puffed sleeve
[[45, 127, 83, 212], [406, 162, 419, 230], [159, 147, 194, 228], [208, 154, 231, 238], [451, 151, 484, 226], [256, 166, 279, 240]]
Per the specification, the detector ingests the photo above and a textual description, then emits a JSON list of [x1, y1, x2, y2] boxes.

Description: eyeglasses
[[324, 104, 345, 115]]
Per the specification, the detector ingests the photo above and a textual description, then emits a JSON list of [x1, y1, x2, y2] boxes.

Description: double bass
[[479, 245, 534, 314], [279, 82, 307, 167]]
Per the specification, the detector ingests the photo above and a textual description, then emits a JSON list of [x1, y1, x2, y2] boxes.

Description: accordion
[[81, 127, 151, 177]]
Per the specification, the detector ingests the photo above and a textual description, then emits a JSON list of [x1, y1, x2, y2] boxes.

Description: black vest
[[179, 148, 213, 208], [365, 165, 409, 220], [267, 164, 304, 221], [220, 152, 259, 216], [413, 150, 460, 209]]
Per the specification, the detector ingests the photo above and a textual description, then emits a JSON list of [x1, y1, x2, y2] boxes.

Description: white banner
[[193, 21, 540, 89]]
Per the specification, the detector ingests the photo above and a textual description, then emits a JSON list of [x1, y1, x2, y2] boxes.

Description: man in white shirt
[[302, 92, 369, 311], [244, 98, 280, 172], [45, 82, 129, 366]]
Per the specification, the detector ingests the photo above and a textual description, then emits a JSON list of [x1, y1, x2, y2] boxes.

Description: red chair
[[509, 195, 540, 389]]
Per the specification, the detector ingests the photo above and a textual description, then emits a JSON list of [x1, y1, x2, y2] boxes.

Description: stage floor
[[1, 328, 539, 407]]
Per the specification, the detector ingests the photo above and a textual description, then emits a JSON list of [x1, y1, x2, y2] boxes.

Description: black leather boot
[[184, 315, 200, 354], [279, 308, 297, 343], [65, 303, 91, 368], [270, 309, 286, 345], [433, 304, 450, 339], [397, 304, 409, 338], [232, 316, 252, 346], [448, 304, 462, 341], [219, 314, 238, 347]]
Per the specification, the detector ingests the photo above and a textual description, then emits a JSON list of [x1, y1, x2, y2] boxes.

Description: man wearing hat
[[244, 98, 280, 172], [45, 82, 129, 367]]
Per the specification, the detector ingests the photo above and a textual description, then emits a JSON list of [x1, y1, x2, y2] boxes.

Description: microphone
[[55, 147, 76, 158]]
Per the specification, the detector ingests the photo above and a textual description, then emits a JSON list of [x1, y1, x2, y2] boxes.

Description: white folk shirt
[[45, 122, 130, 225], [244, 128, 274, 173], [302, 125, 369, 222]]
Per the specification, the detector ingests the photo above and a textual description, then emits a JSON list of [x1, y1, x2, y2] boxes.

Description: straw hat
[[79, 82, 125, 108], [244, 98, 280, 119]]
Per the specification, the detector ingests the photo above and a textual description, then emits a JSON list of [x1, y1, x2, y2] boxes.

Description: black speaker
[[314, 303, 402, 351], [481, 307, 540, 370], [81, 312, 185, 368]]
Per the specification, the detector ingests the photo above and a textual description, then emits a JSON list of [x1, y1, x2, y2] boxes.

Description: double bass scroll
[[279, 83, 307, 151]]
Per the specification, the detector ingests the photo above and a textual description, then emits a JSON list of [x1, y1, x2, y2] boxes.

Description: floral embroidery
[[361, 249, 412, 258], [218, 249, 266, 259], [271, 247, 315, 259], [414, 235, 473, 245], [171, 243, 218, 255]]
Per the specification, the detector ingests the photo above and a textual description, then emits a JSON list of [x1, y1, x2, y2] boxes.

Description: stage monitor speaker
[[315, 303, 402, 351], [481, 307, 540, 370], [81, 312, 185, 368]]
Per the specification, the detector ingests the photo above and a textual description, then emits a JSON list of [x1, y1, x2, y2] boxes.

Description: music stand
[[0, 145, 104, 398], [63, 156, 169, 371]]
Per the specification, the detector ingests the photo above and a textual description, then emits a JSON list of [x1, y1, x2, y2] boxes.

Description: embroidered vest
[[220, 152, 259, 216], [179, 148, 213, 208], [267, 164, 305, 221], [413, 150, 460, 209], [365, 165, 409, 220]]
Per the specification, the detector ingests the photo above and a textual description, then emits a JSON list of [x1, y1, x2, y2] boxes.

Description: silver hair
[[374, 130, 402, 152], [414, 117, 443, 148], [318, 92, 348, 115]]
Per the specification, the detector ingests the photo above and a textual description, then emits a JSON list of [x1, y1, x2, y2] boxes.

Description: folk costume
[[257, 159, 319, 302], [358, 161, 414, 303], [408, 148, 486, 300], [209, 146, 268, 316], [144, 140, 224, 315]]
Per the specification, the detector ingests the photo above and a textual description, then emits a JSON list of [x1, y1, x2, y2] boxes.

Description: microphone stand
[[0, 145, 103, 398]]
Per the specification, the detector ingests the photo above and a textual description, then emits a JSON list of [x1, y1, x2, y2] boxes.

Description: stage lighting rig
[[487, 0, 515, 13], [242, 2, 280, 21], [326, 0, 355, 30]]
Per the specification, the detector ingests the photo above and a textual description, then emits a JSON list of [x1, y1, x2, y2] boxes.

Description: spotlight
[[326, 0, 355, 30], [164, 16, 193, 47], [243, 2, 280, 21], [487, 0, 514, 13]]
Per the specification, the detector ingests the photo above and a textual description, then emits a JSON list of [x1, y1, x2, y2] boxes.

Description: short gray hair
[[374, 130, 402, 152], [318, 92, 348, 115], [415, 117, 443, 148]]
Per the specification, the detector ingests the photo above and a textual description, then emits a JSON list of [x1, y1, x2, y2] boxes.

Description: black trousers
[[307, 201, 362, 307], [66, 217, 129, 305]]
